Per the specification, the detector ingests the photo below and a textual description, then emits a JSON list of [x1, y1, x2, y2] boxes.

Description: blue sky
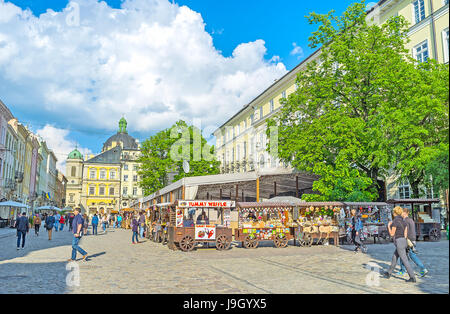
[[1, 0, 361, 170]]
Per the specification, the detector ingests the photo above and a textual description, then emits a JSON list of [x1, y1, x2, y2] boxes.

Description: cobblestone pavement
[[0, 226, 448, 294]]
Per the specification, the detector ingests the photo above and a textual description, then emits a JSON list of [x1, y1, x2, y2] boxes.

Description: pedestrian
[[82, 214, 89, 235], [350, 209, 365, 253], [117, 214, 123, 228], [34, 214, 42, 236], [138, 211, 146, 239], [15, 212, 29, 250], [397, 207, 429, 277], [59, 215, 65, 231], [131, 214, 139, 244], [383, 206, 417, 282], [101, 214, 108, 233], [54, 211, 61, 232], [45, 212, 56, 240], [68, 208, 88, 262], [91, 213, 99, 235], [68, 213, 74, 232]]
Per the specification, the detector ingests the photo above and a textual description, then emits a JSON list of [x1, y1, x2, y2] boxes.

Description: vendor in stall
[[248, 211, 258, 221], [196, 210, 209, 224]]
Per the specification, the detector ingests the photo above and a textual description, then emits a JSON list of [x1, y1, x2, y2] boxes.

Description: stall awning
[[0, 201, 30, 208]]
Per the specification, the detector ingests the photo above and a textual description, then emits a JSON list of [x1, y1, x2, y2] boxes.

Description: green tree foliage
[[267, 1, 449, 201], [138, 120, 220, 195]]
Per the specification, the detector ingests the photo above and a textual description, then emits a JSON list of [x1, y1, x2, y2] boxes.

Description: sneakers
[[82, 254, 88, 261], [16, 247, 20, 250], [406, 277, 417, 283], [383, 271, 391, 279], [420, 269, 429, 277], [395, 271, 406, 277]]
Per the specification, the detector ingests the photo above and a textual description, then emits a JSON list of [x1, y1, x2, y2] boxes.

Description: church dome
[[68, 149, 83, 160], [102, 117, 139, 152]]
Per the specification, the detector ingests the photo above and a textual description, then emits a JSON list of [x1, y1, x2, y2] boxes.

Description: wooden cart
[[235, 202, 295, 249], [167, 200, 235, 252], [294, 202, 344, 247]]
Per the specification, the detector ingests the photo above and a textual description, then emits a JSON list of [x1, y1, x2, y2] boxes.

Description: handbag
[[406, 238, 414, 248]]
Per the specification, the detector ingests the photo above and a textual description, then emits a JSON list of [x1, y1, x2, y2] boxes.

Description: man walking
[[91, 213, 99, 235], [68, 213, 74, 232], [397, 208, 429, 277], [117, 214, 123, 228], [15, 212, 29, 250], [34, 214, 42, 236], [45, 213, 56, 240], [68, 208, 88, 262]]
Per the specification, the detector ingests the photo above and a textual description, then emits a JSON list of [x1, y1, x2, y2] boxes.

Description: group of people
[[349, 206, 429, 283]]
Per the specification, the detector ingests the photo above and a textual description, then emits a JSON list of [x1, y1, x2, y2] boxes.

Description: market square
[[0, 0, 449, 298]]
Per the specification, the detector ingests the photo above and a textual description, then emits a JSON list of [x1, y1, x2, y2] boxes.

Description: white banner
[[178, 200, 235, 208]]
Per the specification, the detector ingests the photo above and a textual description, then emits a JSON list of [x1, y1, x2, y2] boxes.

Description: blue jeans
[[132, 231, 139, 243], [118, 221, 122, 228], [17, 231, 26, 248], [54, 221, 59, 231], [139, 226, 144, 238], [102, 223, 107, 232], [71, 235, 87, 260], [59, 223, 64, 231], [400, 249, 426, 272], [92, 224, 98, 235]]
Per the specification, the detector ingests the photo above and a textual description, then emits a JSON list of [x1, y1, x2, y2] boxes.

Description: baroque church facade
[[65, 118, 143, 214]]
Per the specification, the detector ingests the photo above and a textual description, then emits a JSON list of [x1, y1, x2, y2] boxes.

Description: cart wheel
[[303, 233, 313, 247], [179, 236, 195, 252], [428, 228, 441, 242], [216, 235, 231, 251], [274, 234, 288, 248], [243, 235, 259, 249]]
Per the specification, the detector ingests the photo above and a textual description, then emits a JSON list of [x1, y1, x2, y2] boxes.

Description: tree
[[267, 1, 449, 201], [138, 120, 220, 195]]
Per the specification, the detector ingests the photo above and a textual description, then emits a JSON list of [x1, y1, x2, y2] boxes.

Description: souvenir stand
[[344, 202, 391, 244], [150, 202, 173, 244], [235, 202, 295, 249], [294, 202, 344, 247], [167, 200, 235, 252]]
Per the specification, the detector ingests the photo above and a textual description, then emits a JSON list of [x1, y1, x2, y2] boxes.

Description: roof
[[298, 202, 346, 207], [68, 149, 83, 160], [238, 202, 295, 208], [387, 199, 441, 204], [344, 202, 389, 207], [85, 146, 122, 164], [103, 132, 138, 151]]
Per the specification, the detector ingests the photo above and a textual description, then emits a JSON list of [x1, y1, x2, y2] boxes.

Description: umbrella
[[35, 205, 63, 212], [0, 201, 30, 208]]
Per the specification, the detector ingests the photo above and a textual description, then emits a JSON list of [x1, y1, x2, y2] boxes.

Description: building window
[[71, 166, 76, 177], [237, 145, 240, 161], [99, 169, 106, 179], [89, 169, 96, 179], [413, 0, 425, 24], [123, 187, 127, 196], [281, 90, 286, 99], [259, 107, 263, 120], [99, 186, 105, 195], [133, 175, 138, 182], [109, 187, 115, 196], [110, 171, 115, 180], [243, 141, 247, 157], [124, 175, 128, 182], [443, 28, 449, 63], [398, 181, 411, 199], [89, 186, 95, 195], [250, 114, 255, 125], [133, 165, 138, 171], [69, 194, 74, 202], [133, 187, 138, 196], [270, 99, 274, 112], [414, 40, 429, 63], [124, 164, 128, 171]]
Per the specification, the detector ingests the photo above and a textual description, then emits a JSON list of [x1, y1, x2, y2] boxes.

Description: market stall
[[343, 202, 391, 244], [235, 202, 296, 249], [150, 202, 172, 244], [294, 202, 344, 247], [167, 200, 235, 252]]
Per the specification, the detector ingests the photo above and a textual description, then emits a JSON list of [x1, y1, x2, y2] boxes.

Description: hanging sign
[[195, 225, 216, 240], [176, 207, 183, 227], [178, 200, 235, 208], [223, 208, 231, 228]]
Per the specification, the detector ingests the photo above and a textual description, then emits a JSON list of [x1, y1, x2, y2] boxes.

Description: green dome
[[68, 149, 83, 160]]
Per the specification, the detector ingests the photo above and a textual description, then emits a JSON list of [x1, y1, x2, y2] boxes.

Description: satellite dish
[[183, 160, 190, 173]]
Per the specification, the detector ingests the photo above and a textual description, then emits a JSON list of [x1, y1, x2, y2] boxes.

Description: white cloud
[[36, 125, 92, 174], [0, 0, 287, 135], [290, 42, 304, 59]]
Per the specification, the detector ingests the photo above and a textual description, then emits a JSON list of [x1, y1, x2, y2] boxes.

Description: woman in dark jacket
[[131, 215, 139, 244]]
